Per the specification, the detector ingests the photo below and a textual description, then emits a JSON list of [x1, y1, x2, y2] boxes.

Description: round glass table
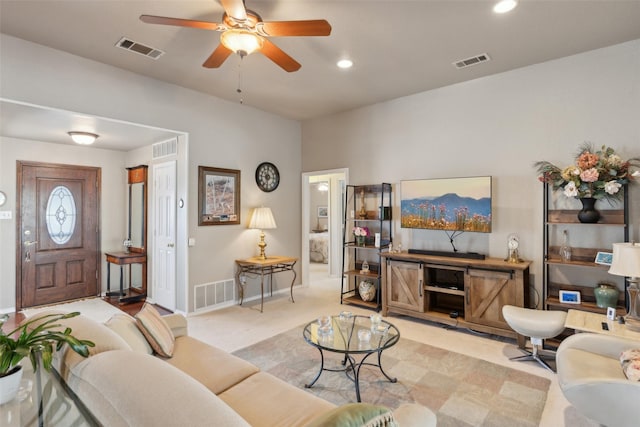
[[302, 314, 400, 402]]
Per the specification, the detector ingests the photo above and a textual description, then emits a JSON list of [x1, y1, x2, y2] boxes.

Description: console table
[[105, 251, 147, 304], [235, 256, 297, 312], [382, 252, 530, 344]]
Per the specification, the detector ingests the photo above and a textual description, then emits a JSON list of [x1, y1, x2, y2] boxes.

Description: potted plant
[[0, 311, 95, 404]]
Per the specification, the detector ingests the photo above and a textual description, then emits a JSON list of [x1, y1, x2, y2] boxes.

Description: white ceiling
[[1, 1, 640, 149]]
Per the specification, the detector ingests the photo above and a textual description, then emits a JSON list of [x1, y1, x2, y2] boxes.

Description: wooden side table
[[235, 256, 297, 312], [565, 309, 640, 341], [105, 251, 147, 304]]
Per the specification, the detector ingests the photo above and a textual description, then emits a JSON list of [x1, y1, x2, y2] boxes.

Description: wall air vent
[[152, 138, 178, 159], [453, 53, 491, 69], [116, 37, 165, 60]]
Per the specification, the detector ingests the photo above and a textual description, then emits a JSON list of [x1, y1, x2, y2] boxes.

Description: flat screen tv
[[401, 176, 492, 233]]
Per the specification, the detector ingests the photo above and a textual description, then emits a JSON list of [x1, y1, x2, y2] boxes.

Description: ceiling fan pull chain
[[237, 54, 244, 104]]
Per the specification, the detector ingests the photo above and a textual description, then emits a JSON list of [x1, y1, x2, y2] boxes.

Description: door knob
[[24, 240, 38, 246], [168, 243, 175, 248]]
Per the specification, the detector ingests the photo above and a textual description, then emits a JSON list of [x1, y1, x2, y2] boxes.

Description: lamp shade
[[249, 207, 277, 230], [609, 243, 640, 278]]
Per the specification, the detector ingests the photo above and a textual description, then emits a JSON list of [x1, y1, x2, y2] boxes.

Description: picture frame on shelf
[[317, 206, 328, 218], [594, 251, 613, 266], [607, 306, 616, 321], [198, 166, 241, 226], [559, 290, 581, 304]]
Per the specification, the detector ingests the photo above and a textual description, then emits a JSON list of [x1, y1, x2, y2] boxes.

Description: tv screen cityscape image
[[401, 176, 492, 232]]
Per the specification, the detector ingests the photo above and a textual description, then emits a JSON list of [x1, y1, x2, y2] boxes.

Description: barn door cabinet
[[382, 252, 530, 340]]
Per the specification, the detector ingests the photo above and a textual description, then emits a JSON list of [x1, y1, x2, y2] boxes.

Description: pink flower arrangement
[[353, 226, 369, 237], [535, 143, 639, 201]]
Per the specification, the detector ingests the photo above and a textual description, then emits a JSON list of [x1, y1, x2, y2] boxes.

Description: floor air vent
[[152, 139, 178, 159], [116, 37, 165, 60], [453, 53, 491, 69], [194, 279, 236, 312]]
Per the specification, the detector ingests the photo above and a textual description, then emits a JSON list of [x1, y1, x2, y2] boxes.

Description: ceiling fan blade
[[260, 39, 301, 72], [203, 44, 233, 68], [259, 20, 332, 37], [220, 0, 247, 21], [140, 15, 222, 31]]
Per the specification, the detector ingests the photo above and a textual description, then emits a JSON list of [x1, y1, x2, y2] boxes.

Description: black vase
[[577, 198, 600, 223]]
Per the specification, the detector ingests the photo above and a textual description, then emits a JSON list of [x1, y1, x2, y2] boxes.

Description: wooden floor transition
[[3, 297, 171, 331]]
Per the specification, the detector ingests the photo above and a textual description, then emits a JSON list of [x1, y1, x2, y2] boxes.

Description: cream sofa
[[33, 309, 437, 427], [556, 333, 640, 427]]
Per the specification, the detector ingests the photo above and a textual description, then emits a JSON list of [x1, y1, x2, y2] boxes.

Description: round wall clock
[[255, 162, 280, 192]]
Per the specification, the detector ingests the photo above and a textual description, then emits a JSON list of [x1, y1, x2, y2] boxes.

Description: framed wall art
[[317, 206, 328, 218], [198, 166, 241, 226]]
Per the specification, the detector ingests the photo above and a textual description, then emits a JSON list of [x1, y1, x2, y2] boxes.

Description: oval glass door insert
[[46, 185, 77, 244]]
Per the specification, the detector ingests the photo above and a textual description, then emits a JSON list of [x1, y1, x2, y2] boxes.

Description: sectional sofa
[[30, 306, 437, 426]]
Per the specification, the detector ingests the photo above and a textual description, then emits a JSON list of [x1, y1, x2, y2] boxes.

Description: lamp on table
[[249, 207, 277, 260], [609, 242, 640, 331]]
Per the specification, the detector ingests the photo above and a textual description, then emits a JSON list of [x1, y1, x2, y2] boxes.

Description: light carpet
[[233, 325, 550, 427], [21, 298, 122, 323]]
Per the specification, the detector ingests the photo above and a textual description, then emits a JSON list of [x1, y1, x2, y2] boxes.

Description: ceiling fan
[[140, 0, 331, 72]]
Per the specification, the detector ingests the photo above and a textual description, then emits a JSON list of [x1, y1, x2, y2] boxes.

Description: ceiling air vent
[[453, 53, 491, 69], [116, 37, 165, 60]]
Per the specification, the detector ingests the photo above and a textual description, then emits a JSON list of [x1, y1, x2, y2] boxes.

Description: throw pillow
[[105, 313, 153, 354], [135, 303, 175, 358], [620, 348, 640, 381], [305, 403, 397, 427]]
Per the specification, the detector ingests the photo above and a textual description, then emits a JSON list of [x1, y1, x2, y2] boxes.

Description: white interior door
[[153, 160, 177, 310]]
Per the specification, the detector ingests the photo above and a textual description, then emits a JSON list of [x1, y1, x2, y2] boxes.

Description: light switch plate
[[0, 211, 12, 220]]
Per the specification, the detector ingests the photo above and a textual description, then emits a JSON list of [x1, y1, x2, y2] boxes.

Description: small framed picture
[[595, 251, 613, 266], [317, 206, 328, 218], [559, 290, 581, 304], [607, 306, 616, 321]]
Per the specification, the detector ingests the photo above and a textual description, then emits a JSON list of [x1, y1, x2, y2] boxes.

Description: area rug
[[233, 326, 550, 427], [21, 298, 122, 323]]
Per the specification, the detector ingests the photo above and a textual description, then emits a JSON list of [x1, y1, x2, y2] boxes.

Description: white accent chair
[[502, 305, 567, 372], [556, 333, 640, 427]]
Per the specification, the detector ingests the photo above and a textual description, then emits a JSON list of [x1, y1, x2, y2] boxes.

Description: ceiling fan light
[[68, 131, 99, 145], [221, 29, 264, 56]]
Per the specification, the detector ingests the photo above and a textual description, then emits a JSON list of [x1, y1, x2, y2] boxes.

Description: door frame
[[301, 168, 348, 287], [15, 161, 102, 309]]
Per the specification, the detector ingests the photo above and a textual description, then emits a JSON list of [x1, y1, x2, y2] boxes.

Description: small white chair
[[502, 305, 567, 372]]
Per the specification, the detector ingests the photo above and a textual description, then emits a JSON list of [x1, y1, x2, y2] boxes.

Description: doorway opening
[[301, 169, 347, 290]]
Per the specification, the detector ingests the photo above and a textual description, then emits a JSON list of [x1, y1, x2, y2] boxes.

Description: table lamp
[[249, 207, 277, 260], [608, 242, 640, 331]]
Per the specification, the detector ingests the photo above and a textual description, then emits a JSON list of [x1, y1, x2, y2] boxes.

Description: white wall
[[301, 39, 640, 303], [0, 34, 302, 313]]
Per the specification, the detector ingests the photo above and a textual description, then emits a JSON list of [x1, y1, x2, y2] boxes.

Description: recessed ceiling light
[[493, 0, 518, 14], [337, 59, 353, 69]]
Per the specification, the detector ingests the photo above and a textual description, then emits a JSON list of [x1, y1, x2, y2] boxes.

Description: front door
[[17, 162, 100, 309]]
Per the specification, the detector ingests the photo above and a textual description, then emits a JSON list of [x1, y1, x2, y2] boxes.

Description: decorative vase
[[594, 283, 619, 308], [577, 198, 600, 223], [0, 365, 23, 405], [358, 280, 376, 302], [355, 235, 365, 246]]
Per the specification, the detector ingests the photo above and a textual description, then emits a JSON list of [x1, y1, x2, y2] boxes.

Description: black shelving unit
[[340, 183, 392, 311], [542, 182, 629, 314]]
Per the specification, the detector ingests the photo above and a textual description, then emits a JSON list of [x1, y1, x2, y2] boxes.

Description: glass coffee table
[[302, 314, 400, 402], [0, 359, 98, 427]]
